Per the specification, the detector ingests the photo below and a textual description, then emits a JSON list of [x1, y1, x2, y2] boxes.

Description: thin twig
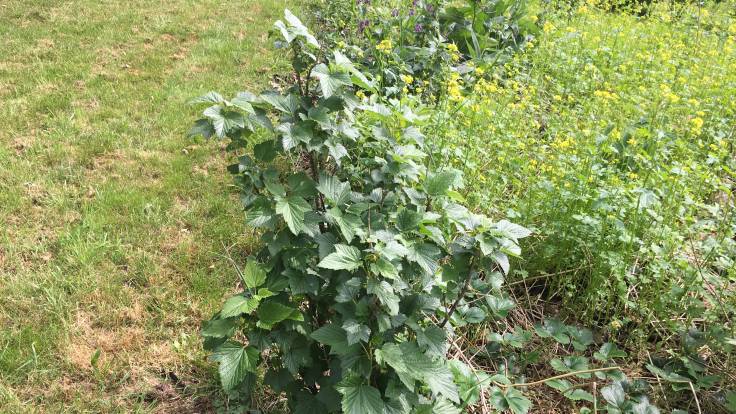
[[688, 382, 702, 414], [494, 366, 622, 389], [440, 256, 476, 328]]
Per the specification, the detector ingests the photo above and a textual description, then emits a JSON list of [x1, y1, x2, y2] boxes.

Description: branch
[[440, 256, 475, 328], [494, 366, 622, 388]]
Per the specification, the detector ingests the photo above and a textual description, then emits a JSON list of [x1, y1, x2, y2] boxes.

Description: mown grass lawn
[[0, 0, 296, 411]]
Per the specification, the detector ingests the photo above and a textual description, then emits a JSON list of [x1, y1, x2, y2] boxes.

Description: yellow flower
[[690, 117, 704, 135], [543, 21, 555, 34], [400, 74, 414, 84], [376, 39, 393, 53]]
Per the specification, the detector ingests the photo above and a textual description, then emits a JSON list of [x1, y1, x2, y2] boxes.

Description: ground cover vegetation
[[191, 0, 735, 413]]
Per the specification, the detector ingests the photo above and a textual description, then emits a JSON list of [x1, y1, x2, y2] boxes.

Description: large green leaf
[[318, 244, 362, 271], [601, 383, 626, 409], [406, 242, 441, 275], [494, 220, 532, 240], [256, 301, 303, 328], [211, 341, 259, 390], [371, 257, 399, 280], [594, 342, 628, 362], [201, 318, 237, 338], [221, 295, 260, 318], [395, 208, 422, 232], [334, 50, 375, 90], [275, 196, 312, 235], [424, 170, 461, 197], [311, 64, 352, 98], [243, 261, 267, 289], [417, 326, 447, 356], [190, 91, 224, 104], [311, 324, 349, 350], [367, 279, 400, 315], [203, 106, 245, 138], [337, 376, 385, 414], [327, 208, 363, 242], [288, 172, 317, 198], [277, 9, 319, 48], [343, 320, 371, 345], [489, 387, 531, 414], [378, 342, 459, 403], [317, 174, 351, 205], [431, 399, 461, 414]]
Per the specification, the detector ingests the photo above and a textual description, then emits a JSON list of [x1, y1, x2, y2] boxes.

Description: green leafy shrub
[[311, 0, 538, 100], [190, 10, 532, 413]]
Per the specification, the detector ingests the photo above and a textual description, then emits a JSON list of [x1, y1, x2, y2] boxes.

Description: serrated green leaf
[[594, 342, 628, 361], [275, 196, 311, 235], [489, 387, 531, 414], [544, 378, 573, 392], [253, 139, 279, 162], [425, 170, 461, 197], [311, 324, 348, 349], [190, 91, 224, 104], [601, 383, 626, 408], [396, 342, 460, 403], [417, 326, 447, 356], [371, 257, 399, 280], [565, 389, 595, 402], [534, 319, 570, 344], [221, 295, 260, 318], [203, 106, 245, 138], [343, 320, 371, 345], [367, 279, 400, 315], [318, 244, 362, 271], [327, 207, 362, 242], [395, 208, 422, 232], [317, 174, 351, 205], [486, 295, 515, 318], [336, 376, 384, 414], [188, 118, 215, 139], [406, 242, 441, 275], [334, 50, 375, 90], [256, 301, 302, 328], [288, 172, 317, 198], [211, 341, 259, 390], [231, 93, 256, 114], [261, 92, 301, 115], [494, 220, 532, 240], [550, 356, 590, 377], [431, 399, 460, 414], [201, 318, 237, 338], [244, 261, 267, 289], [311, 64, 352, 98]]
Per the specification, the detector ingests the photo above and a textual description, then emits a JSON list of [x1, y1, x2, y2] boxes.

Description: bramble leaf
[[211, 341, 259, 390], [275, 196, 312, 235], [243, 261, 267, 289], [337, 376, 384, 414], [318, 244, 362, 271], [256, 302, 302, 328]]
